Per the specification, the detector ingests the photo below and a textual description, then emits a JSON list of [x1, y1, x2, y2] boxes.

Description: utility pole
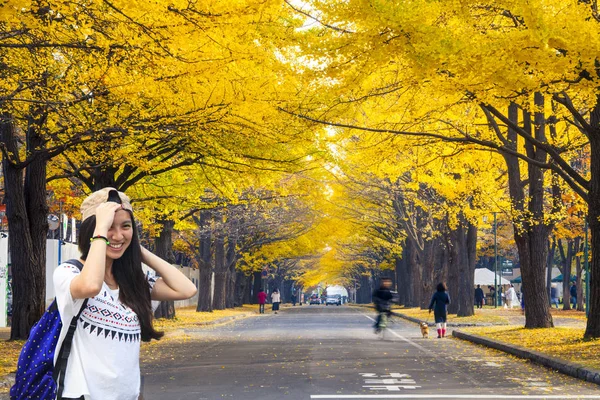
[[494, 211, 498, 308]]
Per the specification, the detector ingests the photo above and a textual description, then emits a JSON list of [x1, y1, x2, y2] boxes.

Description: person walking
[[53, 187, 197, 400], [271, 288, 281, 314], [550, 283, 560, 308], [474, 285, 484, 309], [570, 283, 577, 308], [257, 288, 267, 314], [428, 283, 450, 338], [505, 284, 518, 309]]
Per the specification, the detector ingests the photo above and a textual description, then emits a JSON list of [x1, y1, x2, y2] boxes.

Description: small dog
[[419, 322, 429, 338]]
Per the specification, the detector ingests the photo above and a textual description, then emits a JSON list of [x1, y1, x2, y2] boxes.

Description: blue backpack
[[10, 259, 88, 400]]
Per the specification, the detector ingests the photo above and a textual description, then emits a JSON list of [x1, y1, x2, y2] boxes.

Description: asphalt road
[[141, 305, 600, 400]]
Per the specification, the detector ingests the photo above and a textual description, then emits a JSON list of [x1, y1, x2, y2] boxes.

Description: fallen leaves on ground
[[0, 340, 23, 376], [462, 326, 600, 370], [394, 307, 511, 324], [152, 305, 258, 332]]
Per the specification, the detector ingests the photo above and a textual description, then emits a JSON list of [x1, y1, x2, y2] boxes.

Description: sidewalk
[[391, 308, 598, 386]]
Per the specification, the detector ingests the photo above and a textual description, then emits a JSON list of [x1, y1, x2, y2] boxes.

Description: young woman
[[428, 282, 450, 338], [53, 188, 197, 400], [271, 288, 281, 314]]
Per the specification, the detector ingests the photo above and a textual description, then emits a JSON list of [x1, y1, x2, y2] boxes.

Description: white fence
[[0, 238, 199, 327]]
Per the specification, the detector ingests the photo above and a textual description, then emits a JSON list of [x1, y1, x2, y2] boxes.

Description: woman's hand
[[93, 202, 123, 235], [140, 247, 198, 301]]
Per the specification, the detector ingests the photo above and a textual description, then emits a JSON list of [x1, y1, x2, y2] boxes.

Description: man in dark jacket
[[372, 278, 395, 332], [474, 285, 485, 309], [570, 283, 577, 308]]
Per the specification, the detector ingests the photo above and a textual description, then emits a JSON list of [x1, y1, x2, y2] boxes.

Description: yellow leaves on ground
[[150, 305, 258, 335], [396, 307, 511, 325], [463, 326, 600, 370], [0, 340, 23, 380]]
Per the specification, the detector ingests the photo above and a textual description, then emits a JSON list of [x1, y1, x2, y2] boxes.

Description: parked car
[[309, 294, 321, 305], [325, 296, 341, 306]]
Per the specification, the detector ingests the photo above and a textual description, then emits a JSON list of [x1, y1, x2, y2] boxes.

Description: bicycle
[[374, 310, 399, 340]]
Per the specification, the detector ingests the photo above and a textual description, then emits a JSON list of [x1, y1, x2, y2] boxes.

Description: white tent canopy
[[474, 268, 511, 286]]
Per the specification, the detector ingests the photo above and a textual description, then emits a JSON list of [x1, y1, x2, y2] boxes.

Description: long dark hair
[[437, 282, 446, 292], [78, 213, 163, 341]]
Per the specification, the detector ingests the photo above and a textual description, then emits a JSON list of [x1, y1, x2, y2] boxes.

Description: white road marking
[[310, 395, 600, 399], [363, 314, 429, 353]]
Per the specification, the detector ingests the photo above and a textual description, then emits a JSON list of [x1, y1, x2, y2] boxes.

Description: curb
[[393, 312, 499, 327], [453, 330, 600, 386], [193, 313, 251, 326]]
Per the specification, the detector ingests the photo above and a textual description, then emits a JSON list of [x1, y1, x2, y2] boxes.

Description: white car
[[325, 296, 341, 306]]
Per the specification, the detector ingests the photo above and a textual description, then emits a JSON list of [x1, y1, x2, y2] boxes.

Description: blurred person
[[372, 278, 395, 333], [505, 284, 518, 309], [570, 283, 577, 308], [257, 288, 267, 314], [474, 285, 484, 309], [271, 288, 281, 314], [550, 283, 559, 308]]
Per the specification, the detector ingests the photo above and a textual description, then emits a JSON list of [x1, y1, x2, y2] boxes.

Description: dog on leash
[[419, 322, 429, 338]]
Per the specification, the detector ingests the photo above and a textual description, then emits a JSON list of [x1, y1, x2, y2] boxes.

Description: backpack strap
[[52, 259, 88, 400]]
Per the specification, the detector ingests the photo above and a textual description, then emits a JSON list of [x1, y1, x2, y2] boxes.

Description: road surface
[[141, 305, 600, 400]]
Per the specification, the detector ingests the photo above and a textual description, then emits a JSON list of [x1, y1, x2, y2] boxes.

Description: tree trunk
[[585, 100, 600, 337], [212, 234, 226, 310], [357, 273, 371, 303], [252, 271, 262, 304], [446, 224, 460, 315], [154, 220, 176, 319], [225, 237, 236, 309], [2, 114, 49, 340], [395, 255, 409, 306], [501, 101, 553, 328], [234, 270, 247, 307], [457, 218, 477, 317], [196, 211, 213, 312]]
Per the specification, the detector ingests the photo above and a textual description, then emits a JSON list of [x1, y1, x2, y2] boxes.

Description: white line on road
[[310, 395, 600, 399], [363, 314, 429, 353]]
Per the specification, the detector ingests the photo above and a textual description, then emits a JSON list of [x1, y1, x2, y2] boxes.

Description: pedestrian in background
[[474, 285, 484, 309], [505, 284, 518, 309], [257, 288, 267, 314], [291, 292, 297, 306], [570, 283, 577, 309], [428, 283, 450, 338], [271, 288, 281, 314], [550, 283, 560, 308]]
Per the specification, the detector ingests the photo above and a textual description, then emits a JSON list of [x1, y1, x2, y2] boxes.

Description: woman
[[271, 288, 281, 314], [428, 283, 450, 338], [53, 188, 197, 400]]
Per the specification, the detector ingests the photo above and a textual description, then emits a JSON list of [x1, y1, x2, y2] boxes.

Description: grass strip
[[461, 325, 600, 370]]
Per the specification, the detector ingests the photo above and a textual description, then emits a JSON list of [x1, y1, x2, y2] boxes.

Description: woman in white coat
[[505, 284, 518, 309], [271, 289, 281, 314]]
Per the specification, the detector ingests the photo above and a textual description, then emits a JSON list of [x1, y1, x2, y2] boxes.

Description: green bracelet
[[90, 235, 110, 245]]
